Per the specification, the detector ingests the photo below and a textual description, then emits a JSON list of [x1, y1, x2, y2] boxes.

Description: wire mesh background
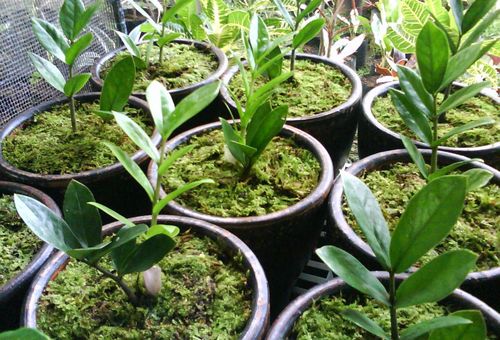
[[0, 0, 123, 126]]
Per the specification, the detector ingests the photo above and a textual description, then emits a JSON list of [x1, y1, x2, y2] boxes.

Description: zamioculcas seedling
[[317, 172, 487, 339], [273, 0, 325, 71], [29, 0, 97, 132]]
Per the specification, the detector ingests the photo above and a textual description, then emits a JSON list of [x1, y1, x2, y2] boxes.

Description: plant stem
[[158, 23, 166, 64], [151, 137, 168, 226], [430, 97, 439, 174], [91, 263, 138, 305], [389, 271, 399, 340], [68, 65, 77, 133], [290, 0, 300, 72]]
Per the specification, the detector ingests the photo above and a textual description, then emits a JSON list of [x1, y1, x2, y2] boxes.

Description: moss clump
[[292, 295, 447, 339], [343, 163, 499, 271], [161, 129, 321, 217], [229, 59, 352, 118], [0, 194, 43, 286], [38, 232, 252, 339], [102, 43, 218, 92], [372, 93, 499, 147], [2, 102, 152, 175]]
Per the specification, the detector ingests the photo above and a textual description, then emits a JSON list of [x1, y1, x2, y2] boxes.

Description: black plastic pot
[[147, 122, 334, 318], [220, 54, 362, 174], [0, 181, 59, 330], [359, 81, 500, 168], [266, 272, 500, 339], [328, 149, 500, 310], [21, 215, 270, 339], [0, 93, 160, 218]]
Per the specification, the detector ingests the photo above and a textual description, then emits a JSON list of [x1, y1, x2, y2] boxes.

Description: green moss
[[0, 194, 42, 286], [343, 163, 499, 271], [292, 295, 447, 339], [372, 93, 499, 147], [102, 43, 218, 92], [38, 232, 252, 339], [2, 102, 152, 175], [229, 59, 352, 118], [161, 129, 321, 217]]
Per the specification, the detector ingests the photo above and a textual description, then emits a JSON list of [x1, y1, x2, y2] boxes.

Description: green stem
[[430, 97, 439, 174], [91, 263, 138, 305], [151, 138, 168, 226], [389, 271, 399, 340], [290, 0, 300, 72], [158, 23, 166, 64], [68, 65, 77, 133]]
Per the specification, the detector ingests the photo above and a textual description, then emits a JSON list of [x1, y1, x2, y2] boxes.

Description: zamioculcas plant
[[317, 172, 487, 339], [272, 0, 325, 71], [29, 0, 97, 132]]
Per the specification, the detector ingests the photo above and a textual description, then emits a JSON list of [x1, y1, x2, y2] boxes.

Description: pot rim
[[361, 81, 500, 152], [147, 121, 334, 229], [220, 53, 363, 123], [329, 148, 500, 280], [90, 38, 229, 97], [0, 93, 161, 186], [266, 271, 500, 339], [0, 181, 60, 302], [21, 214, 270, 340]]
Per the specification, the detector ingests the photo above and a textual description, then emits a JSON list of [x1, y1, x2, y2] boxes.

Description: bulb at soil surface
[[143, 265, 162, 296], [223, 144, 238, 165]]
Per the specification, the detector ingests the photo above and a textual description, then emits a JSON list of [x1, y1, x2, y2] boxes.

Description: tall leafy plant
[[317, 172, 486, 339], [30, 0, 97, 132]]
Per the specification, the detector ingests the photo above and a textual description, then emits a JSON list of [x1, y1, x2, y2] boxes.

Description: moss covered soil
[[102, 43, 218, 92], [343, 163, 499, 271], [229, 59, 352, 118], [38, 232, 252, 339], [161, 129, 321, 217], [292, 295, 447, 339], [0, 194, 42, 286], [2, 101, 152, 175], [372, 93, 499, 147]]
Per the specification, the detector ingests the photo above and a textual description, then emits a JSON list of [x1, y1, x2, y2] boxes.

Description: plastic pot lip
[[21, 215, 270, 339], [361, 81, 500, 152], [266, 271, 500, 339], [328, 148, 500, 280], [90, 39, 229, 97], [147, 121, 335, 229], [0, 181, 60, 303], [0, 93, 161, 186], [220, 53, 363, 124]]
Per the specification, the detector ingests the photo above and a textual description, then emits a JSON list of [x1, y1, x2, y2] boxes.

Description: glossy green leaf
[[147, 224, 180, 238], [341, 171, 391, 269], [0, 328, 50, 340], [396, 250, 477, 308], [461, 10, 499, 49], [401, 136, 428, 179], [341, 309, 388, 339], [29, 53, 65, 93], [158, 145, 195, 176], [31, 18, 69, 63], [249, 14, 270, 61], [153, 179, 215, 215], [74, 3, 97, 39], [292, 19, 325, 49], [390, 176, 467, 273], [427, 159, 481, 182], [157, 32, 181, 47], [63, 180, 102, 247], [100, 56, 135, 113], [433, 117, 496, 146], [115, 30, 141, 58], [112, 111, 160, 162], [59, 0, 85, 40], [246, 72, 293, 119], [437, 82, 490, 115], [220, 118, 252, 167], [63, 73, 90, 97], [400, 316, 472, 340], [397, 66, 434, 118], [463, 169, 493, 192], [416, 21, 449, 94], [104, 142, 154, 200], [162, 0, 194, 23], [450, 0, 464, 33], [272, 0, 294, 29], [65, 32, 92, 66], [146, 80, 175, 138], [462, 0, 496, 33], [428, 310, 486, 340], [316, 246, 389, 305], [87, 202, 135, 228], [296, 0, 323, 24]]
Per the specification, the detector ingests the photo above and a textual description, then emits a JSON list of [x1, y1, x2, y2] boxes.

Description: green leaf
[[397, 66, 434, 118], [296, 0, 323, 24], [59, 0, 85, 40], [449, 0, 464, 33], [65, 32, 93, 65], [416, 21, 449, 94], [272, 0, 294, 29], [246, 72, 293, 120], [341, 309, 388, 339], [100, 56, 135, 113], [220, 118, 252, 167], [63, 180, 102, 247], [437, 82, 490, 115], [463, 169, 493, 192], [157, 32, 181, 47], [74, 3, 97, 39], [249, 14, 270, 61], [29, 53, 65, 93], [158, 145, 195, 176], [462, 0, 496, 33], [153, 179, 215, 215], [112, 112, 160, 163], [292, 19, 325, 49], [341, 171, 391, 269], [104, 142, 154, 201], [14, 194, 81, 252], [428, 159, 482, 182], [461, 10, 500, 49], [390, 176, 467, 273], [87, 202, 135, 228], [146, 80, 175, 138], [146, 224, 180, 238], [401, 136, 428, 179], [433, 117, 496, 146], [162, 0, 194, 24], [428, 310, 486, 340], [0, 328, 50, 340], [316, 246, 389, 305], [31, 18, 69, 63], [63, 73, 90, 97], [115, 30, 141, 58], [396, 250, 477, 308], [400, 316, 472, 340]]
